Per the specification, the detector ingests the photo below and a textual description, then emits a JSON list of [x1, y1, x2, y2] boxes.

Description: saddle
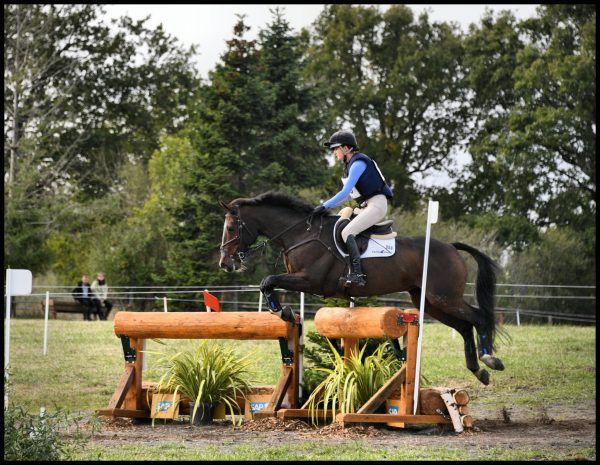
[[334, 207, 397, 256]]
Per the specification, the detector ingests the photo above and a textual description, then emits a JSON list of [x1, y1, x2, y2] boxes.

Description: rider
[[313, 130, 393, 287]]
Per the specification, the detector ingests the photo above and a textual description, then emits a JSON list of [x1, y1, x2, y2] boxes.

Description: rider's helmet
[[324, 130, 358, 149]]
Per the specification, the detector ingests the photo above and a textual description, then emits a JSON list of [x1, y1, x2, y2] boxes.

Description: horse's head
[[218, 200, 258, 272]]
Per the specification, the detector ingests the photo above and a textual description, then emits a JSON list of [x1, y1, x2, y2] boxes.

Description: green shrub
[[3, 404, 94, 461], [305, 340, 402, 424], [302, 331, 399, 398], [148, 340, 255, 425]]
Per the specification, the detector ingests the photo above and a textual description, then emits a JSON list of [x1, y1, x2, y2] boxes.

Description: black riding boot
[[343, 234, 366, 287]]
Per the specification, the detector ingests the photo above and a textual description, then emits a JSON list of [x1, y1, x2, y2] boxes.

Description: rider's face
[[331, 146, 348, 161]]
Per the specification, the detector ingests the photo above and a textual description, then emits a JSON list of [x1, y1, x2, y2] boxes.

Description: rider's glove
[[312, 205, 326, 215]]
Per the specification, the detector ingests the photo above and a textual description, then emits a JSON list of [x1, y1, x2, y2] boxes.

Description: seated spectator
[[72, 275, 99, 321], [91, 272, 113, 320]]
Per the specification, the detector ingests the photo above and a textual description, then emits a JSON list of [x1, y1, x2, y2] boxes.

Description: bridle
[[220, 209, 256, 264], [219, 207, 327, 265]]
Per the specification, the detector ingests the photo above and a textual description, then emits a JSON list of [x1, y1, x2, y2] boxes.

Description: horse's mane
[[231, 191, 314, 214]]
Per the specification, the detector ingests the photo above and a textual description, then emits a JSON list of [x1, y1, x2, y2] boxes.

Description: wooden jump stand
[[277, 307, 472, 432], [97, 311, 301, 420]]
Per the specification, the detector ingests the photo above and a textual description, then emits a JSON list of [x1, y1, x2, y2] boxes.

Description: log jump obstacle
[[277, 306, 472, 432], [97, 311, 300, 419]]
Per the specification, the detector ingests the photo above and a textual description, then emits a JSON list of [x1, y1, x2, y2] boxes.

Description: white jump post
[[413, 200, 439, 415], [163, 296, 168, 312], [43, 291, 50, 355], [299, 291, 305, 400]]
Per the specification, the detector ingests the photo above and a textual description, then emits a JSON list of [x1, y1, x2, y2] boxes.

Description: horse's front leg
[[260, 273, 311, 323]]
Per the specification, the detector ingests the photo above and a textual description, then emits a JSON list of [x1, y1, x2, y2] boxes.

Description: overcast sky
[[103, 4, 541, 79]]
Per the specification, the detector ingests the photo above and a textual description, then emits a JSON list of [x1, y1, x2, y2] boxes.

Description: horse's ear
[[219, 200, 232, 212]]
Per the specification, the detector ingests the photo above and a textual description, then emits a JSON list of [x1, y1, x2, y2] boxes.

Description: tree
[[4, 4, 200, 273], [160, 13, 328, 288], [457, 5, 595, 244], [253, 8, 328, 191], [305, 5, 470, 210]]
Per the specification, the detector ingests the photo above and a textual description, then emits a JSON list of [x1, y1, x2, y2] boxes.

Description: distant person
[[91, 272, 113, 320], [72, 275, 99, 321]]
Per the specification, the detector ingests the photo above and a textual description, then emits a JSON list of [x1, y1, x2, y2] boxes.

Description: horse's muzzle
[[219, 253, 241, 272]]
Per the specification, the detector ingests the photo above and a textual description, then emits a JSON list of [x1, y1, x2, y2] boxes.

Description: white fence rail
[[4, 283, 596, 325]]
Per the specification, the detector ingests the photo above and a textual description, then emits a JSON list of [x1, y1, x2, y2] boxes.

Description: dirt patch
[[87, 401, 596, 458]]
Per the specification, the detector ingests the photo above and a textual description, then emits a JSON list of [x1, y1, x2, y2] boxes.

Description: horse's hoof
[[475, 368, 490, 385], [280, 306, 296, 324], [480, 354, 505, 371]]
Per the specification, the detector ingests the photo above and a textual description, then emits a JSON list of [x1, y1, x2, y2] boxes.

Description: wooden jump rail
[[97, 311, 300, 420], [277, 306, 472, 432]]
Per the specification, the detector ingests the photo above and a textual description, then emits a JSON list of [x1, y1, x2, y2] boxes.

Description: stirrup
[[341, 273, 367, 287]]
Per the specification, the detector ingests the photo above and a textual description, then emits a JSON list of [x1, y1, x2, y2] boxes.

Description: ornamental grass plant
[[147, 340, 254, 425], [306, 339, 402, 424]]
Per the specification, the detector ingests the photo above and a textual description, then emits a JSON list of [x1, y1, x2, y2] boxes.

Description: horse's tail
[[452, 242, 500, 348]]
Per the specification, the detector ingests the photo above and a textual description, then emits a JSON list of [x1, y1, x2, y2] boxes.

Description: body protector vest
[[342, 152, 393, 203]]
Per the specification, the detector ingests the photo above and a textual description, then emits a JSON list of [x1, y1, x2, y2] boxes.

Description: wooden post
[[122, 337, 144, 412]]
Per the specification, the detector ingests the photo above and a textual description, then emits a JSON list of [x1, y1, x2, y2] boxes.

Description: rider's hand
[[312, 205, 326, 215]]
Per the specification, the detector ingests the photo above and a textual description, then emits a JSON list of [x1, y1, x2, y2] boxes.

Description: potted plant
[[306, 339, 401, 424], [148, 340, 254, 426]]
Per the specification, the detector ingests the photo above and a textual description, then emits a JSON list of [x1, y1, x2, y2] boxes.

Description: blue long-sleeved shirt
[[322, 160, 367, 209]]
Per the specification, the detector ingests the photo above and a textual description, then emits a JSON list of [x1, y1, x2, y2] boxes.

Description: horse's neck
[[252, 208, 309, 249]]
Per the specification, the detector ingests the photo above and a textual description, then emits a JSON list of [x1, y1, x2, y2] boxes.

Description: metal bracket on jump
[[278, 337, 294, 366], [119, 335, 136, 363]]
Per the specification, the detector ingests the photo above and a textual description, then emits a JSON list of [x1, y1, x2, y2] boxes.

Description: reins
[[221, 209, 343, 265]]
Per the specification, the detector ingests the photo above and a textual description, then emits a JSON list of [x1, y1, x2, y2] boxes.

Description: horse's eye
[[227, 227, 235, 233]]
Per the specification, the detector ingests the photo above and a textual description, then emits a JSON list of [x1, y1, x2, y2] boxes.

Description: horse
[[218, 191, 505, 385]]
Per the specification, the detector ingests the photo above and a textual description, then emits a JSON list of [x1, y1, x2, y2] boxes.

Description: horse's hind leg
[[408, 291, 491, 385]]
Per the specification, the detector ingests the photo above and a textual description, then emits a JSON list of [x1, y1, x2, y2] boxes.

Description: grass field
[[4, 316, 596, 460]]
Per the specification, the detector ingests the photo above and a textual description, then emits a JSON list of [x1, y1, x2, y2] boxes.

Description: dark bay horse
[[219, 192, 504, 385]]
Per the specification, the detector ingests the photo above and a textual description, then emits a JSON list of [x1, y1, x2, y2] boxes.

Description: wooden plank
[[252, 410, 276, 419], [96, 408, 150, 419], [265, 365, 292, 411], [277, 409, 333, 419], [107, 365, 135, 409], [356, 366, 406, 414], [337, 413, 452, 425]]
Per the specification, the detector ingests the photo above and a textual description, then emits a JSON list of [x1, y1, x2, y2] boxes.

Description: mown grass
[[70, 442, 596, 461], [5, 317, 596, 460]]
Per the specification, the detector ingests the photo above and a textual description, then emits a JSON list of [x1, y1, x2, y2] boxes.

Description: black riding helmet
[[324, 130, 358, 149]]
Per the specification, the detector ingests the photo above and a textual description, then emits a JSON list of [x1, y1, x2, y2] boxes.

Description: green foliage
[[148, 340, 255, 425], [4, 4, 200, 275], [4, 377, 97, 461], [458, 5, 595, 236], [306, 340, 402, 424], [302, 330, 398, 397], [501, 227, 595, 314]]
